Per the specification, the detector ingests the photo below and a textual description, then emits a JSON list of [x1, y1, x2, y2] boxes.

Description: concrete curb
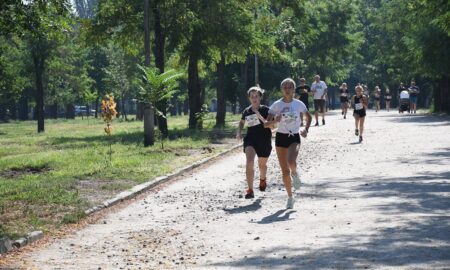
[[84, 143, 242, 216], [0, 231, 43, 254], [0, 143, 242, 255]]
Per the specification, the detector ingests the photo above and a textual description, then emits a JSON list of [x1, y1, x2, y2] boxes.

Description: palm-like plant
[[137, 65, 183, 147]]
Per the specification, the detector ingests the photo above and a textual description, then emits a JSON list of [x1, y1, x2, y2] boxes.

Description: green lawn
[[0, 113, 240, 239]]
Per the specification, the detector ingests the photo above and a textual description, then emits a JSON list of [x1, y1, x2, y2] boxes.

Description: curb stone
[[0, 231, 43, 254], [0, 237, 12, 254], [0, 144, 241, 255], [85, 143, 242, 216]]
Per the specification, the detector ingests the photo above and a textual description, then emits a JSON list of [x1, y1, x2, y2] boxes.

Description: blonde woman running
[[265, 78, 312, 209]]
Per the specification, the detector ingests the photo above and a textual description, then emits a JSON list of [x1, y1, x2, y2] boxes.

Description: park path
[[7, 110, 450, 269]]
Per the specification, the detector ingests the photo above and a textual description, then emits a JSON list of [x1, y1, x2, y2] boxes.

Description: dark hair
[[247, 86, 264, 97]]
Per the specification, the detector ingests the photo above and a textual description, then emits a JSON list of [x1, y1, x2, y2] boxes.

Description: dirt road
[[5, 111, 450, 269]]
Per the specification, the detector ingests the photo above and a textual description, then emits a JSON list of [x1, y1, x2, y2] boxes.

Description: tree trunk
[[136, 102, 144, 120], [183, 99, 189, 115], [143, 105, 155, 146], [121, 94, 127, 120], [254, 54, 259, 85], [33, 54, 45, 133], [49, 103, 58, 119], [188, 29, 202, 129], [10, 101, 17, 120], [65, 104, 75, 119], [144, 0, 151, 67], [142, 0, 154, 145], [436, 76, 450, 113], [19, 95, 28, 120], [215, 54, 226, 127], [0, 105, 7, 122], [94, 97, 99, 118], [170, 97, 177, 116], [238, 57, 250, 111], [152, 0, 168, 137]]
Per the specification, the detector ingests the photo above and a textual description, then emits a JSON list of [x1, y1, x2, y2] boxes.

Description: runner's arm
[[236, 119, 245, 139], [263, 113, 278, 128], [301, 111, 312, 138], [321, 88, 328, 99], [363, 96, 369, 109]]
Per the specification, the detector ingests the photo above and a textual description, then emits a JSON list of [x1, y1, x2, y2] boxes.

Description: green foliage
[[137, 65, 183, 117]]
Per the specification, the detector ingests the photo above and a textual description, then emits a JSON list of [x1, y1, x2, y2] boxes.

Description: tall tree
[[1, 1, 71, 131]]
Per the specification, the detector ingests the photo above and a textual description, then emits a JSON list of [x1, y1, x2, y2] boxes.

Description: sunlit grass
[[0, 113, 240, 238]]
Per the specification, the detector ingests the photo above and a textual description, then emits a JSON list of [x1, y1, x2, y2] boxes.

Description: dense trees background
[[1, 0, 449, 134]]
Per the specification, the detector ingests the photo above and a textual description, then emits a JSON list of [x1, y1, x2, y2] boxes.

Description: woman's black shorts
[[353, 109, 366, 118], [275, 132, 300, 148], [243, 136, 272, 157], [340, 96, 349, 103]]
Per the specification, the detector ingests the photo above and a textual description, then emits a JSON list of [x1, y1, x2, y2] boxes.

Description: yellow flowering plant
[[101, 94, 117, 161]]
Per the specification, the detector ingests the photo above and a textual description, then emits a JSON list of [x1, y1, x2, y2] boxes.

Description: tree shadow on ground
[[393, 147, 450, 166], [379, 113, 450, 125], [210, 216, 450, 269], [49, 128, 235, 148], [210, 170, 450, 269], [355, 171, 450, 214]]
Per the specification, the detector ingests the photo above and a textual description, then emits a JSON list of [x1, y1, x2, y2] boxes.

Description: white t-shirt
[[269, 99, 307, 134], [400, 90, 410, 99], [311, 81, 327, 100]]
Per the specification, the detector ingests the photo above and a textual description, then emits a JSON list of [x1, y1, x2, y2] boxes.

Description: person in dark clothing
[[352, 85, 368, 143], [339, 82, 350, 119], [237, 86, 273, 199], [295, 78, 311, 126], [408, 80, 420, 114]]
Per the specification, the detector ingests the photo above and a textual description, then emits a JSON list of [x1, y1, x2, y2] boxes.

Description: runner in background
[[385, 88, 392, 112], [311, 75, 328, 126], [339, 83, 350, 119], [295, 78, 311, 126], [408, 80, 420, 114], [373, 85, 381, 112], [352, 85, 368, 143]]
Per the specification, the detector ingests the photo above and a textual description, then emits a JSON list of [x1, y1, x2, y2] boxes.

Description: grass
[[0, 112, 240, 239]]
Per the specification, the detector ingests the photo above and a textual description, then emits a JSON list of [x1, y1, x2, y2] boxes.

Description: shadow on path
[[256, 209, 296, 224], [210, 215, 450, 269], [223, 198, 262, 214]]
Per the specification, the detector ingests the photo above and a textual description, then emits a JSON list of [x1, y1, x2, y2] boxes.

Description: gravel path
[[6, 110, 450, 269]]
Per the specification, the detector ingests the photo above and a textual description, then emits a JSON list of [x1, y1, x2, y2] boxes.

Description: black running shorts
[[243, 136, 272, 158], [275, 132, 301, 148], [340, 96, 349, 103], [353, 109, 366, 118]]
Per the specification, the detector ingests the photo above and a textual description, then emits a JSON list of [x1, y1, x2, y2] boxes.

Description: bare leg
[[359, 117, 365, 136], [244, 146, 256, 190], [257, 157, 268, 180], [276, 147, 293, 198], [287, 143, 300, 175]]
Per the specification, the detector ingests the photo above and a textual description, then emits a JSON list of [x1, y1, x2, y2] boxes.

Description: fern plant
[[137, 65, 183, 148]]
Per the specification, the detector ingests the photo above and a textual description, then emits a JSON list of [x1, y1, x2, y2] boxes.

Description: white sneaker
[[291, 172, 301, 189], [286, 197, 295, 209]]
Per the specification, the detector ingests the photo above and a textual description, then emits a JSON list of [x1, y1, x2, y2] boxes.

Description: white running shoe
[[291, 172, 301, 189], [286, 197, 295, 209]]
